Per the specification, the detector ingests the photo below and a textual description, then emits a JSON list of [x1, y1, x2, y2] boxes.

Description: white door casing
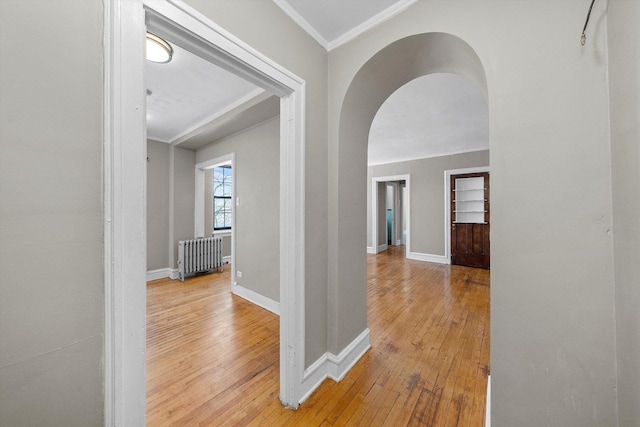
[[371, 174, 410, 255], [104, 0, 306, 424]]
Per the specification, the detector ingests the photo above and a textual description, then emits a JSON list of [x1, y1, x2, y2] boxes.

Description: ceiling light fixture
[[146, 33, 173, 63]]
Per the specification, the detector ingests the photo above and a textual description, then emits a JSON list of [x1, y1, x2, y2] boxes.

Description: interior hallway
[[146, 246, 490, 425]]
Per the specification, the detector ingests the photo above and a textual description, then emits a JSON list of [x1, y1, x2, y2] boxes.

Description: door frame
[[444, 166, 490, 262], [104, 0, 307, 424], [386, 182, 396, 246], [371, 174, 410, 255], [195, 153, 236, 288]]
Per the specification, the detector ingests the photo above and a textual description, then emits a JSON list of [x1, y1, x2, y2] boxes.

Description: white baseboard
[[150, 264, 231, 282], [146, 268, 179, 281], [232, 283, 280, 315], [377, 243, 388, 252], [299, 328, 371, 404], [406, 251, 450, 264], [485, 375, 491, 426], [299, 353, 330, 405], [366, 246, 375, 254], [395, 239, 402, 246], [327, 329, 371, 382]]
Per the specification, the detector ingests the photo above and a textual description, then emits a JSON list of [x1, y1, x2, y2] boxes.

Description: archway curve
[[340, 32, 487, 150], [331, 32, 488, 357]]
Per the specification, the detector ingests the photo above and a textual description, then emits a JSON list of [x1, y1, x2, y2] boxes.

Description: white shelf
[[453, 188, 487, 192], [454, 221, 488, 224], [454, 176, 486, 224]]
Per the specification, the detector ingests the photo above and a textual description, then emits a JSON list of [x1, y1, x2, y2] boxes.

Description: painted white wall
[[608, 1, 640, 425], [0, 1, 104, 425], [329, 1, 617, 425], [197, 118, 280, 302], [368, 73, 489, 166]]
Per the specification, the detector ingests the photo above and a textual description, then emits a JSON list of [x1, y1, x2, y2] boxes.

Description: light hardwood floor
[[147, 246, 490, 426]]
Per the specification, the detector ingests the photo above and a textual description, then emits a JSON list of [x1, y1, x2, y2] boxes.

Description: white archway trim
[[104, 0, 306, 424], [371, 174, 411, 256], [444, 166, 490, 261]]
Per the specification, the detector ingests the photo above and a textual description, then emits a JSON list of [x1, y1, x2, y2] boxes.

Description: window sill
[[213, 230, 232, 237]]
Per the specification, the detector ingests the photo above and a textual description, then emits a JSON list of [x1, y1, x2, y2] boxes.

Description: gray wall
[[146, 143, 230, 274], [197, 118, 280, 302], [367, 151, 490, 255], [0, 1, 104, 425], [608, 1, 640, 425], [329, 1, 618, 425], [2, 0, 638, 425], [185, 0, 328, 366], [147, 140, 171, 271], [172, 147, 196, 269]]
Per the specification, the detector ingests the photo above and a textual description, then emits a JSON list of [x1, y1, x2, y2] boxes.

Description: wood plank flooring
[[147, 246, 490, 426]]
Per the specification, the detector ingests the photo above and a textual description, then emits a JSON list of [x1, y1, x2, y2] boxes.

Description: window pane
[[214, 198, 232, 229], [213, 166, 232, 229], [213, 166, 232, 197]]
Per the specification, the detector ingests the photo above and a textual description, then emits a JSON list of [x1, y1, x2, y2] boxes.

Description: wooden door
[[451, 172, 490, 269]]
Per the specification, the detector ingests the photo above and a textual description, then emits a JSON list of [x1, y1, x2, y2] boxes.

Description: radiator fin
[[177, 237, 224, 282]]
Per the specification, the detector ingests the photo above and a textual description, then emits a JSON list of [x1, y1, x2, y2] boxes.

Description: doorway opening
[[371, 174, 410, 256], [196, 154, 236, 289], [341, 32, 491, 424], [104, 0, 306, 423]]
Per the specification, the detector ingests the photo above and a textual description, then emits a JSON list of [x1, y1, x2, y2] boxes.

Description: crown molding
[[327, 0, 418, 51], [368, 147, 489, 167], [272, 0, 330, 50], [273, 0, 418, 52]]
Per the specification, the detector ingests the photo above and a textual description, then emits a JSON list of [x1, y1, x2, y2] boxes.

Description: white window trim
[[104, 0, 307, 424]]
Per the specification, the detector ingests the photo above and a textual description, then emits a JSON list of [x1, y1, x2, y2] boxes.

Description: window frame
[[213, 165, 233, 231]]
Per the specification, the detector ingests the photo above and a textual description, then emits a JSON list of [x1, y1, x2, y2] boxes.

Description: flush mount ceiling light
[[146, 32, 173, 63]]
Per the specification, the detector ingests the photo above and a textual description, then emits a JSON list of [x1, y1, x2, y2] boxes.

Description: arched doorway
[[329, 30, 489, 394]]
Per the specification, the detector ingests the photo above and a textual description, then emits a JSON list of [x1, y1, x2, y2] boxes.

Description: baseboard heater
[[177, 237, 224, 282]]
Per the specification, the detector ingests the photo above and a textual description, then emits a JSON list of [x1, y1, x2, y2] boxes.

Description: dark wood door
[[451, 172, 490, 269]]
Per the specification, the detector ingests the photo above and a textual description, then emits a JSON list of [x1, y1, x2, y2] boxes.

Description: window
[[213, 165, 232, 230]]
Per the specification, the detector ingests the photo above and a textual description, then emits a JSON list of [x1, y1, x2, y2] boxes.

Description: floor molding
[[406, 251, 450, 264], [232, 283, 280, 315], [377, 243, 388, 253], [146, 268, 179, 281], [327, 329, 371, 382], [300, 328, 371, 404], [366, 246, 375, 254]]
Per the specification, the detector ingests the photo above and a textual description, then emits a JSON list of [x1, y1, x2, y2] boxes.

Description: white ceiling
[[146, 3, 488, 165], [145, 42, 274, 145], [274, 0, 417, 50], [368, 73, 489, 166]]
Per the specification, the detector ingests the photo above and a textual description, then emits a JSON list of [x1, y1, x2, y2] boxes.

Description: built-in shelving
[[453, 177, 487, 224]]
